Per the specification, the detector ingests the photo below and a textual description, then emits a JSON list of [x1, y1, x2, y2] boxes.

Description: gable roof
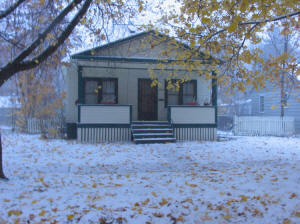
[[72, 31, 154, 57], [71, 30, 219, 64]]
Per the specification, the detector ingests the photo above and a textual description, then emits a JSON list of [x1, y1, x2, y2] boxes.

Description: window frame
[[83, 77, 118, 104], [164, 79, 197, 107], [259, 95, 264, 113]]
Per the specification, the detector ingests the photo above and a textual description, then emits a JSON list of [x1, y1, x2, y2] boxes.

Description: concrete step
[[132, 121, 169, 124], [133, 133, 174, 139], [131, 121, 176, 144], [134, 137, 176, 144], [132, 128, 173, 133], [131, 124, 171, 129]]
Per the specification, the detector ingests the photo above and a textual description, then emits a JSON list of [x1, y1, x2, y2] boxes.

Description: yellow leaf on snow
[[153, 212, 164, 218], [39, 210, 46, 216], [152, 192, 157, 197], [67, 214, 74, 220], [159, 198, 168, 206], [39, 177, 49, 187], [185, 181, 198, 188], [282, 218, 291, 224], [239, 195, 248, 202], [142, 198, 150, 205], [8, 210, 22, 217], [223, 214, 231, 220], [289, 193, 297, 199]]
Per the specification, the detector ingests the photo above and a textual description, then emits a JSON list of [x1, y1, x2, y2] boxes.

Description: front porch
[[77, 104, 217, 143]]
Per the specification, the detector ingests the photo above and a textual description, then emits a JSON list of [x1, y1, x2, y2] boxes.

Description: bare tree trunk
[[0, 132, 8, 180], [280, 73, 285, 117], [280, 34, 288, 117]]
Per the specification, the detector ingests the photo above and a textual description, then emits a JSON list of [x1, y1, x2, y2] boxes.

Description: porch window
[[83, 78, 118, 104], [165, 80, 197, 107]]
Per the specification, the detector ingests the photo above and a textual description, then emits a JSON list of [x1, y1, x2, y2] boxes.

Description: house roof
[[72, 30, 154, 57], [71, 30, 219, 64]]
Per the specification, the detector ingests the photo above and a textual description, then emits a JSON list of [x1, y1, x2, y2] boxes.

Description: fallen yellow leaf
[[8, 210, 22, 217], [159, 198, 168, 206], [39, 210, 46, 216], [67, 214, 74, 220]]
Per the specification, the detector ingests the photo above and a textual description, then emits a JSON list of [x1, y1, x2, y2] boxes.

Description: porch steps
[[131, 121, 176, 144]]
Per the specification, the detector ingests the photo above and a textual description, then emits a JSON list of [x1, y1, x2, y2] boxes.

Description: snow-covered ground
[[0, 134, 299, 223]]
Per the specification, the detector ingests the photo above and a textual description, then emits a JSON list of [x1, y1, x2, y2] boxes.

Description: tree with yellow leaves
[[152, 0, 299, 92]]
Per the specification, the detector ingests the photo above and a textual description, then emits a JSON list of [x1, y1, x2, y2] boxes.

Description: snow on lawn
[[0, 134, 300, 224]]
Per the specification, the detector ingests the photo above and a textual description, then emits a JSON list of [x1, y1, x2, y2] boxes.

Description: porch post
[[212, 71, 218, 125], [78, 66, 83, 104]]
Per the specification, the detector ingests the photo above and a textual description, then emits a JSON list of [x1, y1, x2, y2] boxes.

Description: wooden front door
[[138, 79, 158, 120]]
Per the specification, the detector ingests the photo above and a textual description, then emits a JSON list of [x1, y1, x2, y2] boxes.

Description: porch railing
[[168, 105, 217, 141], [78, 104, 132, 124], [168, 105, 216, 126], [77, 104, 132, 142]]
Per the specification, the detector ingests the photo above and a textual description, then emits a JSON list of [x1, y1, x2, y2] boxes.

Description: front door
[[138, 79, 158, 120]]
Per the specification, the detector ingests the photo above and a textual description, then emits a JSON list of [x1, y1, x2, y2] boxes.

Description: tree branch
[[241, 11, 300, 25], [0, 0, 92, 86], [0, 0, 26, 20], [20, 0, 93, 70], [0, 32, 25, 49], [204, 11, 300, 44], [10, 0, 83, 65]]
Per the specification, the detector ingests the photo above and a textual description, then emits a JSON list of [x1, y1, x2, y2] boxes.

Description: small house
[[64, 31, 218, 143]]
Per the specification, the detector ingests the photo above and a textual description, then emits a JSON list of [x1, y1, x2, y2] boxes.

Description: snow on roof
[[0, 96, 20, 108]]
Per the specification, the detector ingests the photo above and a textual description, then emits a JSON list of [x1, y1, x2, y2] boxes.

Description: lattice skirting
[[77, 127, 131, 143], [174, 127, 216, 141]]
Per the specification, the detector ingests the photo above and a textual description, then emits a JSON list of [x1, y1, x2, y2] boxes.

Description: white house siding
[[170, 107, 215, 124], [65, 60, 212, 122]]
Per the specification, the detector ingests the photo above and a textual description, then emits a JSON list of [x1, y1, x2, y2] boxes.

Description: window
[[283, 92, 288, 108], [259, 95, 264, 113], [83, 78, 118, 104], [165, 80, 197, 107]]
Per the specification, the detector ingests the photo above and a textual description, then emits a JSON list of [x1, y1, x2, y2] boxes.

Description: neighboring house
[[64, 31, 218, 143], [246, 86, 300, 134], [220, 83, 300, 134]]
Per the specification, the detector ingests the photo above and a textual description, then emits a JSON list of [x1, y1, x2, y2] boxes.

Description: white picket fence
[[27, 118, 64, 135], [233, 116, 295, 137]]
